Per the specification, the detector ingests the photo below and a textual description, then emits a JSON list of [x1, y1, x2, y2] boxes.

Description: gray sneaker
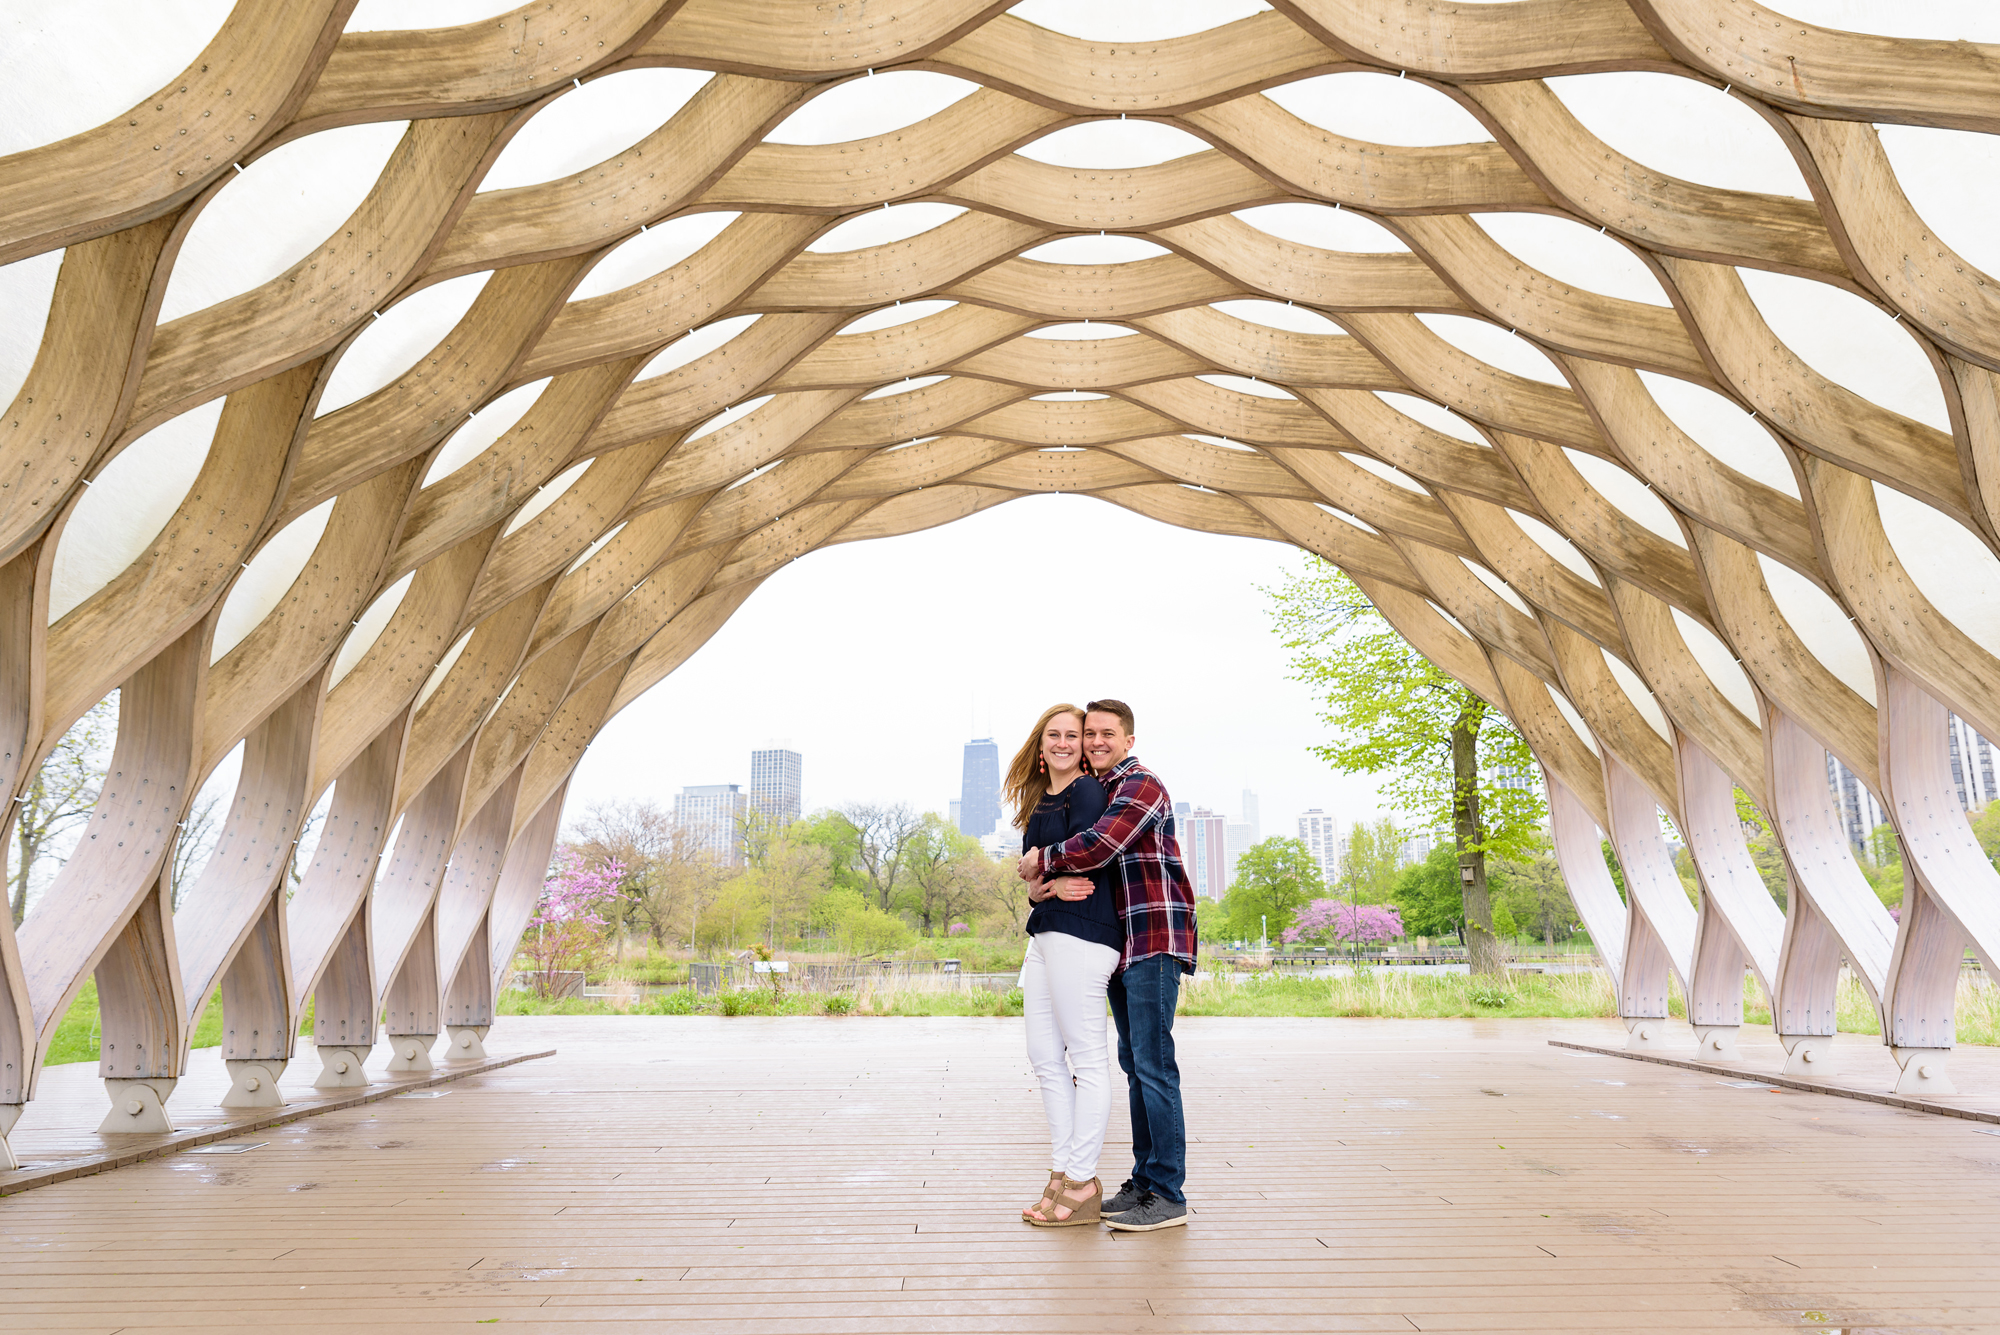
[[1102, 1190, 1188, 1231], [1102, 1179, 1145, 1216]]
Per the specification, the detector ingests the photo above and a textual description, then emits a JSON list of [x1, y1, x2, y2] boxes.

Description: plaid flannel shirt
[[1040, 756, 1198, 973]]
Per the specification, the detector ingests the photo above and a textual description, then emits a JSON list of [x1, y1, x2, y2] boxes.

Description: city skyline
[[563, 498, 1393, 838]]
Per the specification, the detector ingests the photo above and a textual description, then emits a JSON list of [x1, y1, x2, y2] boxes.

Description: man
[[1019, 699, 1196, 1232]]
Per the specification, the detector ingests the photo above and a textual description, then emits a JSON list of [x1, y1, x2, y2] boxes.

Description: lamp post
[[1350, 857, 1361, 971]]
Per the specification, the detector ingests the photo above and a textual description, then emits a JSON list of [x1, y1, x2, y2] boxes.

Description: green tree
[[1600, 839, 1626, 901], [1859, 821, 1904, 911], [1391, 844, 1464, 940], [1337, 818, 1405, 905], [1973, 801, 2000, 869], [835, 802, 922, 911], [1268, 557, 1545, 976], [1489, 842, 1576, 945], [1746, 830, 1790, 909], [810, 886, 914, 955], [1734, 796, 1790, 908], [1220, 837, 1322, 944], [897, 814, 985, 936], [741, 815, 834, 949], [570, 798, 680, 950], [793, 810, 870, 898]]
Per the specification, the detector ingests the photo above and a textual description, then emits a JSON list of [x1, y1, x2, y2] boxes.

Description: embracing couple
[[1006, 698, 1197, 1233]]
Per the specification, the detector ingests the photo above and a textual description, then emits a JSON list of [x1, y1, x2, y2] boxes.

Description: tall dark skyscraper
[[958, 738, 1000, 837]]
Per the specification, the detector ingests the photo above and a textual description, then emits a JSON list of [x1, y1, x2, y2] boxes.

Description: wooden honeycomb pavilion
[[2, 0, 1999, 1162]]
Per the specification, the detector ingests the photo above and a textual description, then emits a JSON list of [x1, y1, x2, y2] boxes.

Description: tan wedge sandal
[[1022, 1170, 1065, 1221], [1026, 1176, 1100, 1228]]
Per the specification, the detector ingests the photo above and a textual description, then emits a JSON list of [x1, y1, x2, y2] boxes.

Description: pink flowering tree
[[1282, 899, 1404, 948], [520, 847, 625, 997], [946, 921, 970, 937]]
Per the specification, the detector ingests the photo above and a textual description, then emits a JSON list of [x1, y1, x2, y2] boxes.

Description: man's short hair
[[1085, 698, 1135, 736]]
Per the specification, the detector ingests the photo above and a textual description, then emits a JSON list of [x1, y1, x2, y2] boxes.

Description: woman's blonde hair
[[1004, 703, 1092, 830]]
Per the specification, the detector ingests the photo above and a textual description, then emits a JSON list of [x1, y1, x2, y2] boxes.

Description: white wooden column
[[1764, 706, 1895, 1074], [1675, 733, 1784, 1060], [1877, 667, 2000, 1094]]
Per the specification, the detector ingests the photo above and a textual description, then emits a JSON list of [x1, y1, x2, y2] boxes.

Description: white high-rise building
[[1948, 714, 1999, 811], [1400, 829, 1439, 868], [1825, 755, 1888, 856], [1183, 808, 1229, 900], [1297, 810, 1338, 888], [1224, 821, 1255, 882], [1225, 788, 1261, 881], [749, 747, 802, 827], [675, 784, 748, 866]]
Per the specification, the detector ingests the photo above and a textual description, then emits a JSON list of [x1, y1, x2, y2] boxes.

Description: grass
[[600, 949, 692, 986], [1178, 967, 1620, 1019], [50, 964, 1994, 1050], [497, 981, 1028, 1018], [494, 966, 2000, 1040], [1178, 966, 2000, 1045]]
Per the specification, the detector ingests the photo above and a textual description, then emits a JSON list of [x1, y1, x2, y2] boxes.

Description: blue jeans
[[1107, 954, 1186, 1203]]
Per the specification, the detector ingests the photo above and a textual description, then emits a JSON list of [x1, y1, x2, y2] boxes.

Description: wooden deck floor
[[5, 1015, 2000, 1332]]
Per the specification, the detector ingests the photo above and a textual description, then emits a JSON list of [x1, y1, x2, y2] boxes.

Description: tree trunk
[[1452, 706, 1503, 978], [11, 786, 41, 927]]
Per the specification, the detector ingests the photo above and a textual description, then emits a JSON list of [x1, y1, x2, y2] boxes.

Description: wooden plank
[[3, 1018, 2000, 1330]]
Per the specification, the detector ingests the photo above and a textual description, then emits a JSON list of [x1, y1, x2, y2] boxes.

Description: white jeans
[[1021, 930, 1121, 1180]]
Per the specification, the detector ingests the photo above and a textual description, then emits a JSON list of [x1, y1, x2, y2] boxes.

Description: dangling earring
[[1038, 755, 1046, 775]]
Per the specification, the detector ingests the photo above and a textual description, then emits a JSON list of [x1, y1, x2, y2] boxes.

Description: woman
[[1007, 703, 1123, 1227]]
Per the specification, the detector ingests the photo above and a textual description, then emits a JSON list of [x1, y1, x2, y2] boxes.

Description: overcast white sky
[[566, 496, 1389, 838]]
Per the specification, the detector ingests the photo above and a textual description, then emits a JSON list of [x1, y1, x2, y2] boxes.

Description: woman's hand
[[1050, 876, 1094, 902]]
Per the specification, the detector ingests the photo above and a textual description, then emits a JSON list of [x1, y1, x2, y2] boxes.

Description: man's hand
[[1051, 876, 1094, 902], [1016, 848, 1042, 881]]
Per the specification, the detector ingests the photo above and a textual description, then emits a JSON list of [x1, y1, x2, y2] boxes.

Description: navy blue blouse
[[1022, 775, 1123, 951]]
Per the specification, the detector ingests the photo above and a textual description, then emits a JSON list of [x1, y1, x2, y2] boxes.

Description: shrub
[[719, 991, 750, 1017], [1467, 986, 1512, 1008], [823, 994, 853, 1015], [649, 988, 699, 1015]]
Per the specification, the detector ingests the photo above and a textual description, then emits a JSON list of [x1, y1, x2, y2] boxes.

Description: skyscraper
[[1183, 808, 1228, 900], [675, 783, 748, 865], [748, 747, 802, 827], [1297, 810, 1338, 887], [1400, 829, 1439, 867], [959, 738, 1000, 837], [1825, 754, 1887, 855], [1224, 821, 1255, 881], [1948, 713, 1999, 810], [1225, 789, 1261, 882]]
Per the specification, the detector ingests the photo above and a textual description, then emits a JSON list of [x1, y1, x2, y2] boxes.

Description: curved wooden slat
[[14, 0, 2000, 1141], [0, 0, 349, 264]]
